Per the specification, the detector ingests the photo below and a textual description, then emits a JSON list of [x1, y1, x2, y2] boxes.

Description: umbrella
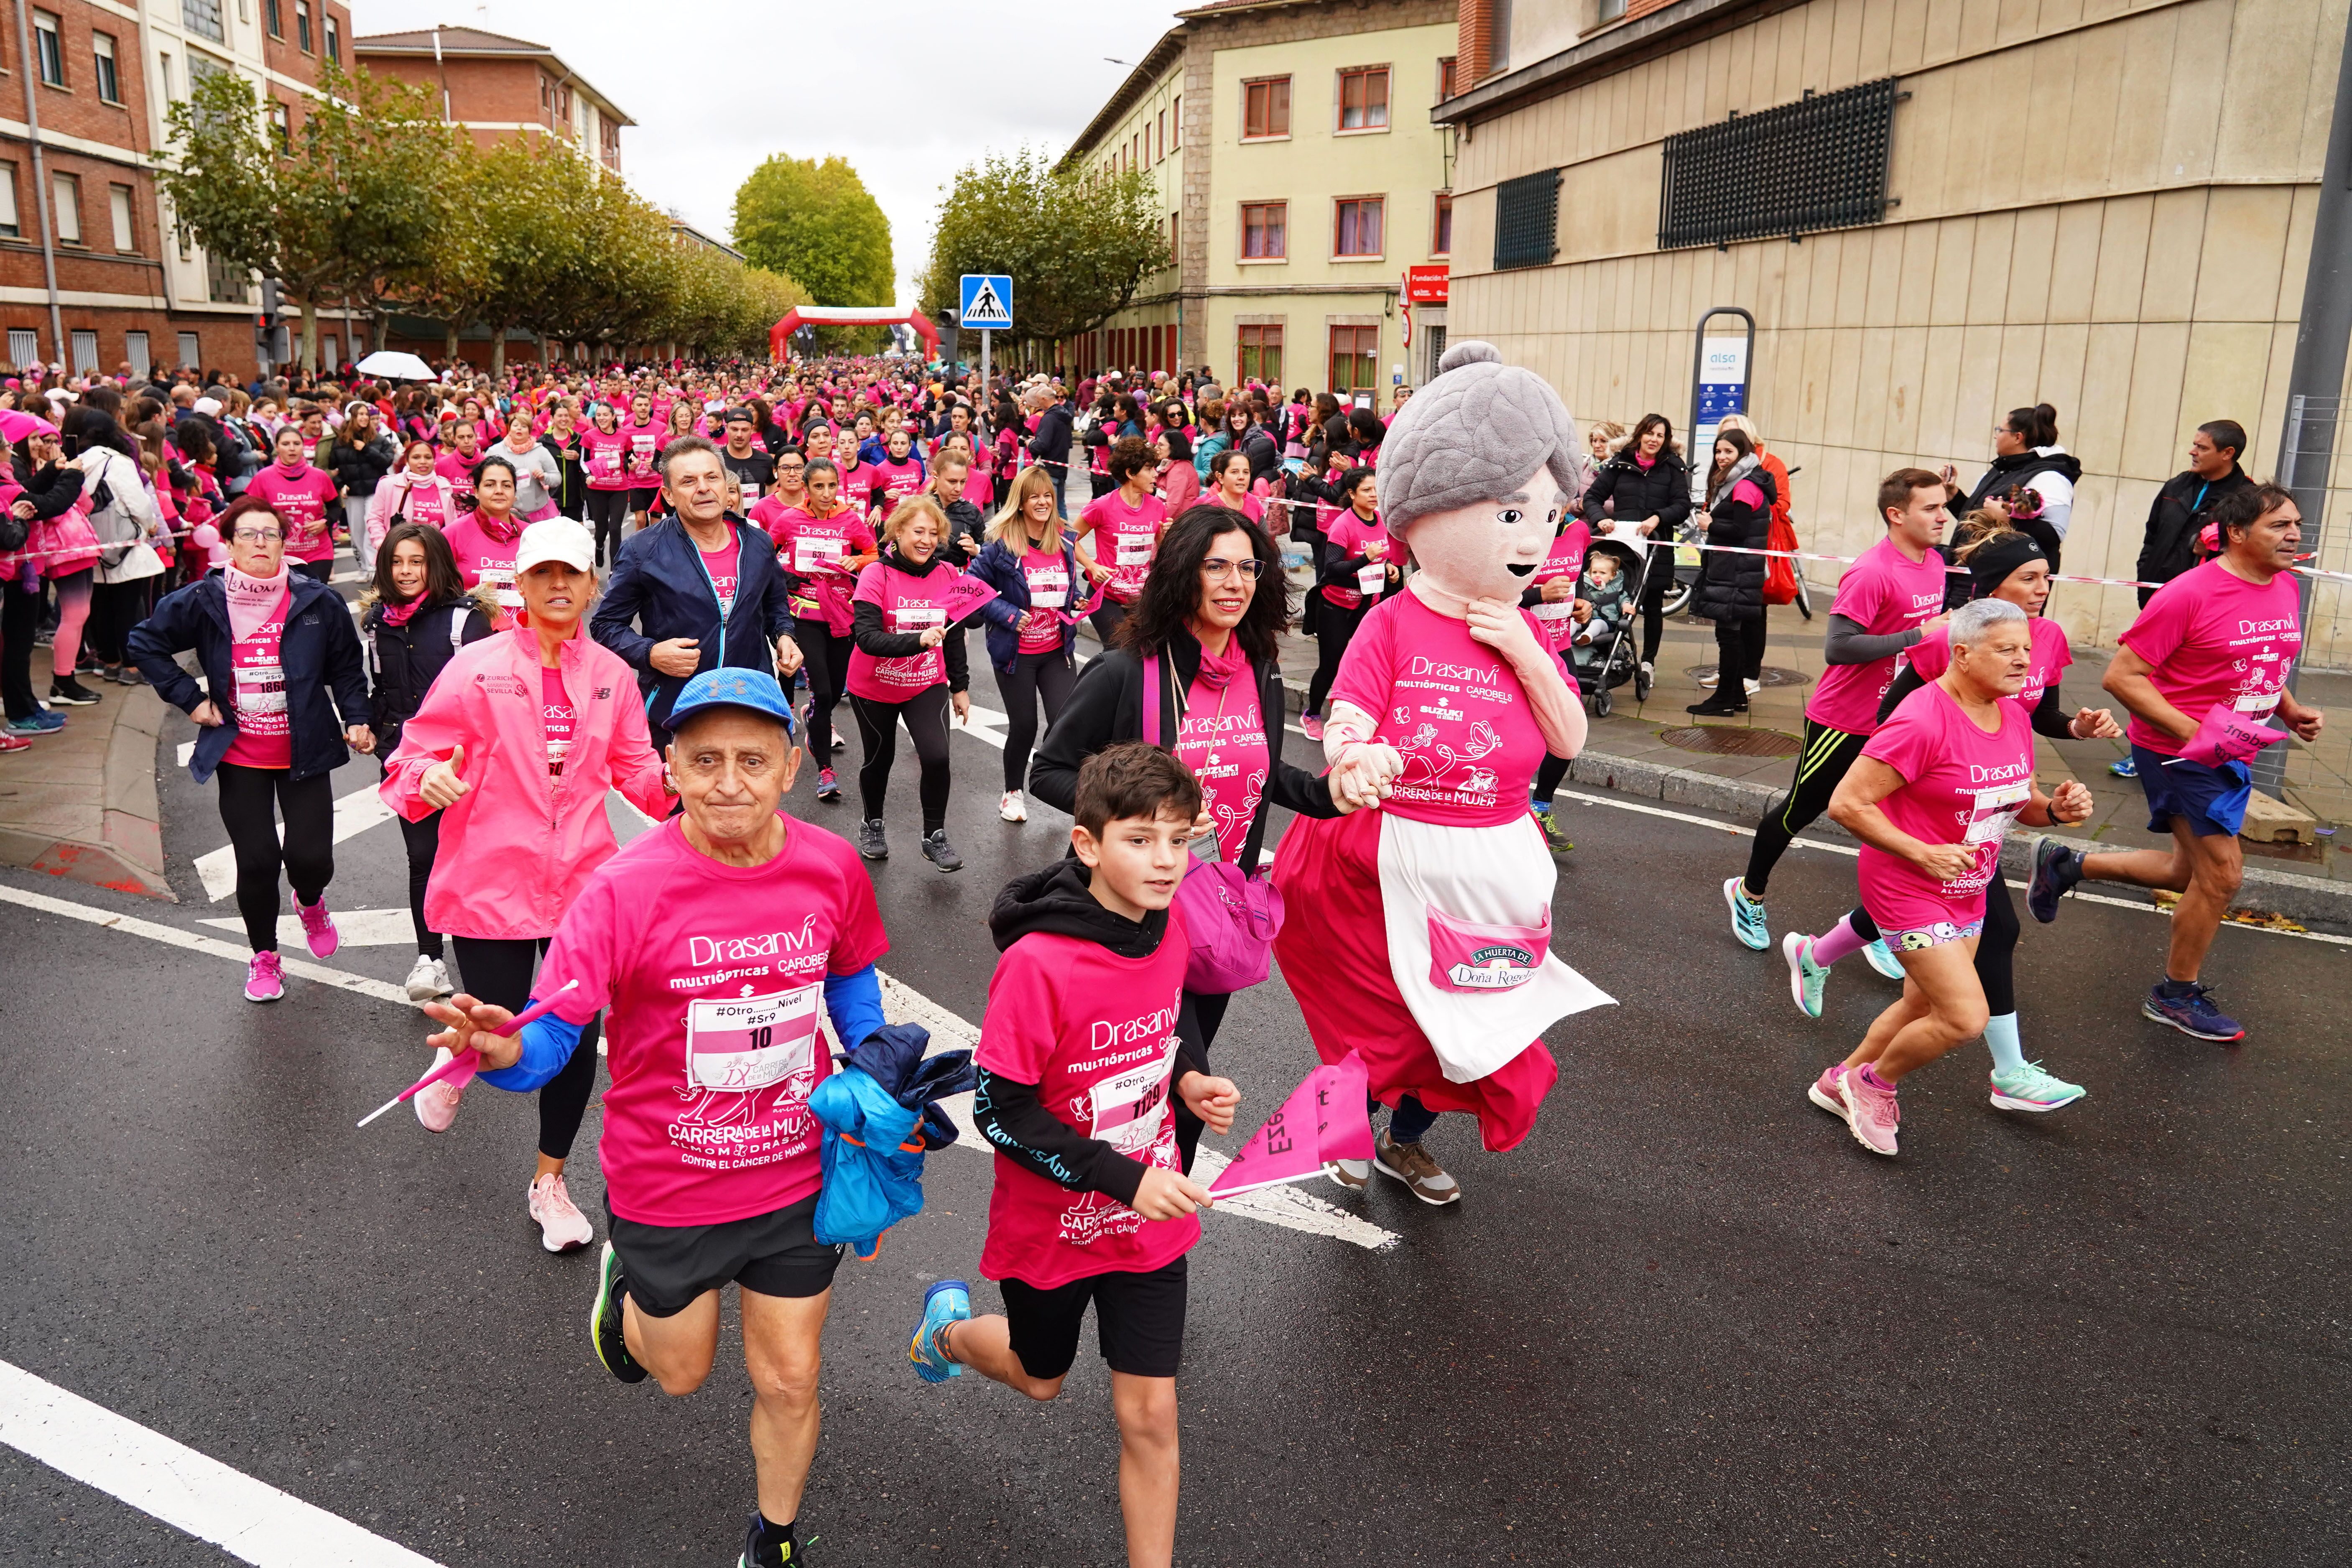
[[0, 408, 59, 442], [355, 349, 434, 382]]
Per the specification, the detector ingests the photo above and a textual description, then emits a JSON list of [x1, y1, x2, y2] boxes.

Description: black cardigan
[[1029, 627, 1342, 869]]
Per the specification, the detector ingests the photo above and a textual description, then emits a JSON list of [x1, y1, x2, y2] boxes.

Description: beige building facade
[[1437, 0, 2352, 663]]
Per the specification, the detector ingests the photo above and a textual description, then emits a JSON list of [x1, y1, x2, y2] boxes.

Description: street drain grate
[[1685, 664, 1811, 688], [1657, 725, 1805, 758]]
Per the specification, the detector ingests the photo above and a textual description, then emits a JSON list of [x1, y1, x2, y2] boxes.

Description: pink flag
[[1209, 1051, 1373, 1196], [936, 571, 1000, 623], [2173, 701, 2290, 769]]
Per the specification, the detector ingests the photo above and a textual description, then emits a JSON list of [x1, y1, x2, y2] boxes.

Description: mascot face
[[1402, 476, 1567, 605]]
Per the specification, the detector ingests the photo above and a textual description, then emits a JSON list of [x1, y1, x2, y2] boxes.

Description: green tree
[[918, 148, 1166, 354], [731, 154, 893, 309]]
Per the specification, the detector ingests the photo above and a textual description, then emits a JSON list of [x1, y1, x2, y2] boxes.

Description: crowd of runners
[[0, 343, 2321, 1566]]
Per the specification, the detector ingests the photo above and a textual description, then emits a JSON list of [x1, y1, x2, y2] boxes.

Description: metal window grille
[[181, 0, 222, 42], [1659, 77, 1898, 250], [9, 329, 38, 366], [1492, 168, 1560, 270]]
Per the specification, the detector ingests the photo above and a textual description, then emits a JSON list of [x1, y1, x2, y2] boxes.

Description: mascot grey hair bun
[[1378, 341, 1582, 534]]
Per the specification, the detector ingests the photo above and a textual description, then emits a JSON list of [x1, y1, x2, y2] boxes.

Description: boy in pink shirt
[[908, 743, 1239, 1568]]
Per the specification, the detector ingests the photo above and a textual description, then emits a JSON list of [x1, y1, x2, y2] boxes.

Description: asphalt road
[[0, 644, 2345, 1567]]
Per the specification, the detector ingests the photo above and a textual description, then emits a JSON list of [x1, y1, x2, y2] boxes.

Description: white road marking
[[0, 881, 411, 1004], [0, 1357, 445, 1567], [195, 783, 397, 903], [199, 908, 419, 949]]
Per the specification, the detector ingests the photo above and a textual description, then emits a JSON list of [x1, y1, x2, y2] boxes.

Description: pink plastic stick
[[355, 981, 579, 1127]]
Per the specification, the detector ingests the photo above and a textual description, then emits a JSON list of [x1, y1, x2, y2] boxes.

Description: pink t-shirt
[[1327, 591, 1550, 829], [975, 916, 1196, 1288], [1528, 522, 1592, 652], [220, 592, 293, 769], [1857, 682, 2035, 932], [440, 512, 523, 612], [1080, 489, 1167, 604], [834, 459, 878, 519], [2117, 560, 2304, 758], [1319, 507, 1393, 610], [1175, 673, 1268, 863], [1806, 535, 1950, 735], [771, 505, 874, 635], [248, 463, 340, 564], [699, 536, 740, 619], [870, 457, 925, 510], [846, 561, 952, 701], [535, 815, 887, 1227], [1211, 489, 1266, 525], [434, 449, 479, 502], [1903, 617, 2072, 724], [622, 421, 661, 484], [540, 665, 575, 774], [379, 474, 450, 532], [582, 427, 632, 490], [1018, 551, 1073, 654]]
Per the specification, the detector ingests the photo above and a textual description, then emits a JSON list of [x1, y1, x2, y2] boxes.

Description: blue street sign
[[959, 275, 1013, 330]]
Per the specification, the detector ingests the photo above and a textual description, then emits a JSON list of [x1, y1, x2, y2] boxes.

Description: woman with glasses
[[1029, 502, 1362, 1168], [128, 496, 372, 1002]]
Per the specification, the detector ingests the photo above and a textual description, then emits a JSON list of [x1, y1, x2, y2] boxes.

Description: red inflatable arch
[[770, 306, 940, 360]]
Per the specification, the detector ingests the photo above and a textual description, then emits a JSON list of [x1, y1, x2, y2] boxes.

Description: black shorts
[[1002, 1256, 1187, 1380], [628, 486, 660, 512], [607, 1191, 841, 1318]]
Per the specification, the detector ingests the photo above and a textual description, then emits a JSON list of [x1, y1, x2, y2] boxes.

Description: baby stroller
[[1573, 538, 1648, 717]]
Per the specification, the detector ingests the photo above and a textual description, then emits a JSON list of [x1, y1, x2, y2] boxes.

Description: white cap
[[192, 396, 223, 416], [515, 517, 596, 575]]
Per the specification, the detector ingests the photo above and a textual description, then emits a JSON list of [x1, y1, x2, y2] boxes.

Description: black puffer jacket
[[1580, 449, 1692, 544], [327, 431, 399, 499], [360, 587, 497, 755], [1691, 458, 1777, 624]]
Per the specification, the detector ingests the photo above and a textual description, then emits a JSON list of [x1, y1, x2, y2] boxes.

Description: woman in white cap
[[381, 515, 675, 1254]]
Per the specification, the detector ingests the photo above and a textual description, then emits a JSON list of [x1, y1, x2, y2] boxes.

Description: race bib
[[1357, 563, 1387, 597], [232, 662, 288, 728], [1532, 597, 1577, 623], [794, 537, 846, 574], [477, 566, 520, 609], [2234, 692, 2282, 714], [1962, 781, 2031, 846], [1115, 533, 1154, 567], [1027, 567, 1069, 609], [890, 603, 946, 636], [684, 982, 819, 1092], [1088, 1042, 1176, 1157]]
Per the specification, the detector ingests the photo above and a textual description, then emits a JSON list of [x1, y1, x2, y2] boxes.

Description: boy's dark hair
[[2212, 481, 2296, 542], [1074, 741, 1203, 837], [1878, 467, 1944, 523]]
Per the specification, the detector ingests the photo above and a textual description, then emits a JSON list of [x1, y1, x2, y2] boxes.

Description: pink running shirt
[[1806, 535, 1949, 735], [2116, 560, 2304, 757], [1856, 682, 2035, 932]]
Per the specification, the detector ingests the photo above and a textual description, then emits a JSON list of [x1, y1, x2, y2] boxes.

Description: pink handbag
[[1426, 904, 1551, 994], [1144, 652, 1285, 995]]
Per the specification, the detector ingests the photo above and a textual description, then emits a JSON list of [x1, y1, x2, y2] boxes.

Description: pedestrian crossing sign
[[959, 274, 1013, 329]]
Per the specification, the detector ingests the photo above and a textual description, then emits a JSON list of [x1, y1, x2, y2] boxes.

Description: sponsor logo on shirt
[[686, 914, 821, 968]]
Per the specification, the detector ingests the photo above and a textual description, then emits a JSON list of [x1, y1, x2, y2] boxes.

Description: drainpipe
[[12, 0, 64, 366]]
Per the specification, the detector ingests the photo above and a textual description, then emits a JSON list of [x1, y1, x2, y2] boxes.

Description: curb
[[0, 683, 176, 902]]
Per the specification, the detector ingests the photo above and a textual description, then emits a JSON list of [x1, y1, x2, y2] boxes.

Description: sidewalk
[[0, 680, 173, 899]]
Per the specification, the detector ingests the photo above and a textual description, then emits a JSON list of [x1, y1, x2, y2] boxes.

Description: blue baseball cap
[[666, 669, 796, 737]]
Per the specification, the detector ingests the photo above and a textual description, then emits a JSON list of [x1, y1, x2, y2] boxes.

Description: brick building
[[352, 25, 628, 173]]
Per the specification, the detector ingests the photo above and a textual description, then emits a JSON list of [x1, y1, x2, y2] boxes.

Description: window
[[294, 0, 311, 52], [205, 248, 246, 302], [1240, 201, 1285, 261], [1242, 77, 1289, 139], [33, 10, 63, 87], [93, 33, 119, 102], [1338, 67, 1389, 130], [1658, 77, 1899, 250], [325, 16, 339, 64], [0, 163, 18, 239], [1490, 0, 1514, 71], [321, 334, 337, 368], [1598, 0, 1627, 20], [125, 330, 148, 377], [1237, 324, 1281, 385], [264, 0, 279, 36], [177, 223, 191, 260], [8, 330, 39, 366], [109, 184, 133, 251], [1171, 95, 1180, 148], [1438, 56, 1457, 100], [269, 101, 289, 150], [1156, 110, 1165, 162], [51, 173, 79, 245], [69, 329, 97, 374], [1432, 192, 1453, 256], [157, 51, 172, 99], [1329, 326, 1378, 395], [1334, 197, 1384, 258], [181, 0, 223, 43], [177, 330, 201, 367], [1493, 167, 1560, 269]]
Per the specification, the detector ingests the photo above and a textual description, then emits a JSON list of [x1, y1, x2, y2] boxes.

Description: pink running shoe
[[243, 949, 283, 1002], [414, 1046, 465, 1134], [1806, 1063, 1849, 1123], [528, 1172, 594, 1253], [1837, 1066, 1901, 1157], [296, 896, 339, 958], [1300, 713, 1325, 741]]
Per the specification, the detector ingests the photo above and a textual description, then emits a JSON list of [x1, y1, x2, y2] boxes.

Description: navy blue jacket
[[128, 572, 369, 784], [589, 514, 796, 731], [967, 535, 1084, 674]]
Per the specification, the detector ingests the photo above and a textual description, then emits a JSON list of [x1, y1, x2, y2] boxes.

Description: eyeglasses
[[1199, 557, 1265, 581], [231, 528, 283, 543]]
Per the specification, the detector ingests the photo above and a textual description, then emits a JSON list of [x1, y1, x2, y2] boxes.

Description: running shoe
[[2110, 756, 2138, 778], [857, 818, 888, 861], [1326, 1157, 1370, 1191], [1989, 1061, 2087, 1112], [4, 711, 65, 737], [529, 1172, 594, 1253], [243, 950, 284, 1002], [1531, 804, 1573, 854], [2142, 982, 2245, 1042], [1300, 712, 1324, 741], [1782, 931, 1828, 1018], [1806, 1064, 1850, 1123], [2026, 835, 2084, 924], [404, 954, 453, 1003], [589, 1242, 648, 1384], [922, 829, 962, 872], [1837, 1068, 1900, 1156], [908, 1278, 970, 1384], [1862, 937, 1905, 980], [111, 664, 145, 686], [296, 896, 339, 958], [1723, 877, 1770, 951], [46, 678, 99, 706], [738, 1511, 803, 1568], [0, 731, 28, 753], [814, 767, 841, 803], [832, 733, 845, 755], [1372, 1129, 1460, 1205], [414, 1046, 464, 1133], [999, 789, 1027, 823]]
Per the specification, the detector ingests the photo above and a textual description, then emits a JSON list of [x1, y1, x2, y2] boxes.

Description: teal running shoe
[[1723, 877, 1770, 951], [909, 1278, 970, 1384], [1782, 932, 1828, 1018], [1862, 937, 1905, 980], [1989, 1060, 2087, 1112]]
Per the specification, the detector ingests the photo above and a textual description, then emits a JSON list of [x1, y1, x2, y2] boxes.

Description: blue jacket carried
[[128, 572, 369, 785], [589, 515, 796, 734], [808, 1023, 975, 1260], [967, 535, 1084, 675]]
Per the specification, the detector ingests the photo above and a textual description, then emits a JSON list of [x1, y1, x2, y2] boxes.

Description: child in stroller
[[1571, 542, 1642, 713]]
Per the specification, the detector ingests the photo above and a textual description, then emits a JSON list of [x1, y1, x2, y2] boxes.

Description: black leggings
[[994, 648, 1076, 792], [87, 579, 153, 667], [585, 489, 630, 566], [849, 683, 953, 833], [1849, 876, 2022, 1015], [1742, 717, 1868, 896], [215, 763, 336, 952], [1635, 543, 1673, 664], [1534, 752, 1571, 802], [1307, 596, 1369, 714], [381, 757, 446, 958], [795, 617, 854, 761], [2, 578, 40, 721], [291, 559, 334, 584], [1714, 614, 1766, 685], [1088, 599, 1128, 646], [451, 934, 603, 1163]]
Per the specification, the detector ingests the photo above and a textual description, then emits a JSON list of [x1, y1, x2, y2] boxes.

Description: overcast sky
[[352, 1, 1178, 301]]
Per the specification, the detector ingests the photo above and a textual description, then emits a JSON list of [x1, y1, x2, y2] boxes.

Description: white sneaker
[[414, 1046, 465, 1133], [998, 789, 1027, 823], [1743, 678, 1762, 696], [528, 1172, 594, 1253], [404, 953, 453, 1003]]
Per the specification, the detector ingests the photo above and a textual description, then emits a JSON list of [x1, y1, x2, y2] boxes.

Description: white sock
[[1982, 1012, 2026, 1073]]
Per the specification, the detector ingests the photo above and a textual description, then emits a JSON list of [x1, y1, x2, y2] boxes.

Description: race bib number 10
[[685, 983, 819, 1092]]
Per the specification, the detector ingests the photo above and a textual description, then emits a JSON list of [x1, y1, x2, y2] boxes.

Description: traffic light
[[253, 279, 288, 365]]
